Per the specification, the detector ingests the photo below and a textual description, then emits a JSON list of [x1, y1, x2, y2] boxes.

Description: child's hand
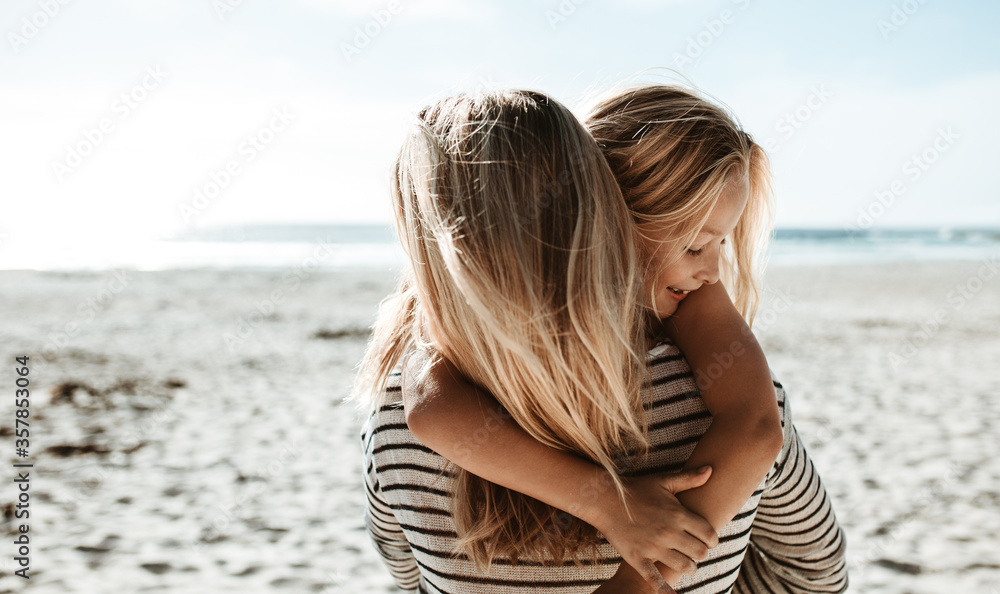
[[588, 467, 718, 594]]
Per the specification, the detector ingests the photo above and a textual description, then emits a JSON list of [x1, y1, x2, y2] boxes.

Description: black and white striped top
[[361, 341, 848, 593]]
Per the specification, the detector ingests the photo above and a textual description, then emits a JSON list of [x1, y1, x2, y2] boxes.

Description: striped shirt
[[361, 341, 848, 593]]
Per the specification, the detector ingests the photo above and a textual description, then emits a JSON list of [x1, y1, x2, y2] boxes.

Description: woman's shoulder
[[646, 337, 680, 360]]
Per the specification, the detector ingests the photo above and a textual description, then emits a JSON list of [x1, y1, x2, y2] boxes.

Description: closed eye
[[687, 238, 725, 257]]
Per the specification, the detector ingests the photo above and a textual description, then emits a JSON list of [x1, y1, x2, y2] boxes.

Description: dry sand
[[0, 261, 997, 593]]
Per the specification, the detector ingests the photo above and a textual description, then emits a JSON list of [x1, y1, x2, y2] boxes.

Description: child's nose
[[695, 257, 721, 285]]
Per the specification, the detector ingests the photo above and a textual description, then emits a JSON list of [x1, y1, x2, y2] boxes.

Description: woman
[[356, 86, 847, 592]]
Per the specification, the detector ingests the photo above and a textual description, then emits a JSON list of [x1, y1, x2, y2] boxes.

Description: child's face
[[639, 177, 750, 319]]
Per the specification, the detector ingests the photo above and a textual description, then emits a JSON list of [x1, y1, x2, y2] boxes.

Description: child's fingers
[[657, 548, 700, 576], [668, 510, 718, 549], [634, 558, 676, 594], [658, 466, 712, 494], [665, 532, 711, 563]]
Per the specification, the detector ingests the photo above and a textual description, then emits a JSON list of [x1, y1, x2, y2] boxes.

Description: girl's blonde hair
[[585, 83, 775, 324], [355, 89, 649, 569]]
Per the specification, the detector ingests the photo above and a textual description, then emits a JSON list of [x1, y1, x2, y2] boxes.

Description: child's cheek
[[656, 293, 679, 320]]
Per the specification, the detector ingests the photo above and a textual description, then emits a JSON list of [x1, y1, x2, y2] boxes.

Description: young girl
[[358, 86, 846, 593]]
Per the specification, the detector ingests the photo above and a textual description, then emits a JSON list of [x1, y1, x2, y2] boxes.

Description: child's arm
[[403, 351, 717, 594], [595, 282, 784, 591], [661, 281, 784, 531]]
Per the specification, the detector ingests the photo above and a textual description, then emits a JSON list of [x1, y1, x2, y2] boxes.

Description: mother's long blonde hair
[[355, 89, 649, 568], [585, 83, 775, 324], [355, 82, 776, 570]]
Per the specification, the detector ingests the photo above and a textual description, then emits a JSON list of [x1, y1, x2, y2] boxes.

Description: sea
[[3, 224, 999, 271]]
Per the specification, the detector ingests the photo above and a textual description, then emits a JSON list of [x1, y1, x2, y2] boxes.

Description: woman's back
[[363, 342, 784, 593]]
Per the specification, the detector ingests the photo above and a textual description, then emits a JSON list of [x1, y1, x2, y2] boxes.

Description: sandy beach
[[0, 260, 998, 593]]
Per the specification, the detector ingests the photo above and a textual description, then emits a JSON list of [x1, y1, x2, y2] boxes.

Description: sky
[[1, 0, 998, 264]]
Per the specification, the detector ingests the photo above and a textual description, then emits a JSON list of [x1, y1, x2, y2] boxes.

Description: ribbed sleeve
[[733, 390, 849, 593]]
